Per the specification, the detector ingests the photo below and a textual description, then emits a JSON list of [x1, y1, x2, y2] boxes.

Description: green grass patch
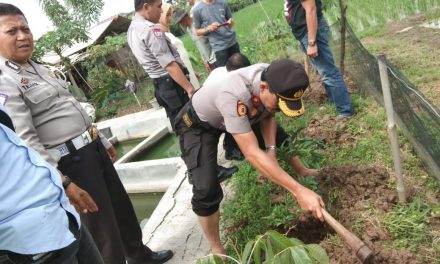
[[382, 197, 433, 251]]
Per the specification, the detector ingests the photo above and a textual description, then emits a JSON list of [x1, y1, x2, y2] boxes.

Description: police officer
[[175, 58, 325, 255], [0, 4, 173, 264], [128, 0, 195, 130]]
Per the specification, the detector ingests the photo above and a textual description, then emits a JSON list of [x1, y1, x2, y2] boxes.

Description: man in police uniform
[[175, 58, 325, 255], [206, 53, 319, 177], [128, 0, 195, 130], [0, 4, 172, 264]]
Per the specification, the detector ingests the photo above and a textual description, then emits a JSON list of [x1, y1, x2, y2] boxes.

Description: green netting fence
[[329, 21, 440, 182]]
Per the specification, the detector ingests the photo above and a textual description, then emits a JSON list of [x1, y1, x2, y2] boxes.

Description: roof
[[41, 15, 131, 64]]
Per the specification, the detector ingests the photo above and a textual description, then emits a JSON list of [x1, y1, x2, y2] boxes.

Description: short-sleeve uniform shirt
[[127, 14, 184, 78], [192, 64, 270, 133]]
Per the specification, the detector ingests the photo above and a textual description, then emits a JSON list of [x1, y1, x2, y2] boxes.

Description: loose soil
[[280, 166, 422, 264]]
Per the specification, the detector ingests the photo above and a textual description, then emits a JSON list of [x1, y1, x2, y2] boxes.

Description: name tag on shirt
[[57, 144, 70, 156]]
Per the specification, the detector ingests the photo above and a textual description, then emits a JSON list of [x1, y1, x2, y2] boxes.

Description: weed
[[383, 197, 433, 251]]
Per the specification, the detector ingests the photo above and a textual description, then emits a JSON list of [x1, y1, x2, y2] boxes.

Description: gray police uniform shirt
[[0, 58, 110, 167], [193, 64, 270, 133], [192, 0, 237, 52], [127, 14, 184, 78]]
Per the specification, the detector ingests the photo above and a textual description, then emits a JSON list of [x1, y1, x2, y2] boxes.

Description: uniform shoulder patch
[[237, 101, 248, 117], [152, 27, 163, 38]]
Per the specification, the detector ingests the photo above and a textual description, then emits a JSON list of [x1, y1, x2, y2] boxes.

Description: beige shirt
[[0, 58, 109, 166], [193, 64, 270, 133], [127, 14, 184, 78]]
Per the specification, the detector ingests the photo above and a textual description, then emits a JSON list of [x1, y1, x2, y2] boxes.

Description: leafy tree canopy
[[33, 0, 103, 63]]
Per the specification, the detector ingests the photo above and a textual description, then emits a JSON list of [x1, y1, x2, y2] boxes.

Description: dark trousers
[[176, 121, 223, 216], [214, 43, 240, 67], [153, 74, 190, 131], [0, 214, 103, 264], [58, 141, 152, 264]]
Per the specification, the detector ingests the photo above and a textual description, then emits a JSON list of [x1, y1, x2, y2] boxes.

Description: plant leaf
[[266, 230, 293, 250], [305, 244, 330, 264], [289, 238, 305, 247], [241, 240, 255, 263], [290, 246, 313, 264]]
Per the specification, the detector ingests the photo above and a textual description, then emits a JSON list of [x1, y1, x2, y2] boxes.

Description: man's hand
[[208, 22, 220, 32], [294, 186, 325, 221], [65, 183, 98, 214], [204, 64, 212, 73], [307, 44, 318, 58], [227, 18, 234, 28], [107, 145, 117, 163]]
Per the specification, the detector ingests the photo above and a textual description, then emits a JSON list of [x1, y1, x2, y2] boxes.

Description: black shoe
[[225, 148, 244, 161], [217, 165, 238, 182], [146, 250, 173, 264]]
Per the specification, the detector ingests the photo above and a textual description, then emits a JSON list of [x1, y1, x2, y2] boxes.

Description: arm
[[165, 62, 195, 98], [1, 79, 58, 167], [59, 172, 98, 214], [233, 131, 324, 220], [259, 114, 277, 161], [301, 0, 319, 57], [225, 3, 234, 28], [193, 6, 220, 36]]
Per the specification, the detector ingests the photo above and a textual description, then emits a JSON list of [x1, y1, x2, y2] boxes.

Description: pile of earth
[[283, 166, 421, 264]]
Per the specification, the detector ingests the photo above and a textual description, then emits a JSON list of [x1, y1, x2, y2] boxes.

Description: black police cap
[[262, 59, 309, 117]]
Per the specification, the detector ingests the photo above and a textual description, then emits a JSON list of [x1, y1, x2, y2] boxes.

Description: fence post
[[378, 54, 406, 203], [338, 0, 347, 74]]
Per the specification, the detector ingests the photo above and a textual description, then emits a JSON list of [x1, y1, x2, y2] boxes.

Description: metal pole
[[378, 54, 406, 203]]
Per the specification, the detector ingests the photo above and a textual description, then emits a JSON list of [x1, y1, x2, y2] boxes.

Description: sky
[[2, 0, 135, 39]]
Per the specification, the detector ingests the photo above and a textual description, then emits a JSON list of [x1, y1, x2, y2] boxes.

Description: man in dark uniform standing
[[128, 0, 195, 130], [0, 4, 172, 264], [175, 58, 325, 255]]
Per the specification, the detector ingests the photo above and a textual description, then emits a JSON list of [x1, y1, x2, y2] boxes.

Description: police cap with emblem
[[261, 59, 309, 117]]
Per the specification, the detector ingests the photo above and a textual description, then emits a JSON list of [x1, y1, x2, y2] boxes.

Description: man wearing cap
[[174, 3, 217, 72], [174, 58, 325, 255]]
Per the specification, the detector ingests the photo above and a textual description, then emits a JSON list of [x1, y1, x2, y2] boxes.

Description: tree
[[32, 0, 103, 98]]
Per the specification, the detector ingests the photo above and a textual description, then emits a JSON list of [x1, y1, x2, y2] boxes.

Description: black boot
[[217, 165, 238, 182], [146, 250, 173, 264]]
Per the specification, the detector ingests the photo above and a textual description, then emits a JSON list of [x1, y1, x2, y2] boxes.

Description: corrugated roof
[[41, 15, 131, 64]]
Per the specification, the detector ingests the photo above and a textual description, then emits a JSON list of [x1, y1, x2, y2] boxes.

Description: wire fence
[[329, 21, 440, 182]]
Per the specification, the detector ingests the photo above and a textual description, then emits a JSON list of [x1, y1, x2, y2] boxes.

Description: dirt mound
[[306, 114, 359, 147], [318, 166, 399, 214], [312, 166, 421, 264]]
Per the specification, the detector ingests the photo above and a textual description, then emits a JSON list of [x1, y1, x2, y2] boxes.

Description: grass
[[382, 197, 433, 250], [325, 0, 440, 33]]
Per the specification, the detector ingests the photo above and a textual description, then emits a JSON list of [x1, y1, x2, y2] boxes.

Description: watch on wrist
[[265, 145, 276, 152], [62, 176, 72, 189], [308, 40, 316, 47]]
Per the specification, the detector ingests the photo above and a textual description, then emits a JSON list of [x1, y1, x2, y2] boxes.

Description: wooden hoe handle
[[322, 209, 374, 263]]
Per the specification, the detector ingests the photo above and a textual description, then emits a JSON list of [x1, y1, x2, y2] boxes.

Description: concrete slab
[[96, 108, 171, 141], [141, 164, 212, 263]]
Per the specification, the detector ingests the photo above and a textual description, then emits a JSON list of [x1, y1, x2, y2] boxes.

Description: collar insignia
[[237, 101, 248, 117], [21, 77, 29, 85], [5, 61, 21, 72]]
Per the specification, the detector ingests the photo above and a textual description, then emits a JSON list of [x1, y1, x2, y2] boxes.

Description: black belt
[[153, 68, 189, 84]]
